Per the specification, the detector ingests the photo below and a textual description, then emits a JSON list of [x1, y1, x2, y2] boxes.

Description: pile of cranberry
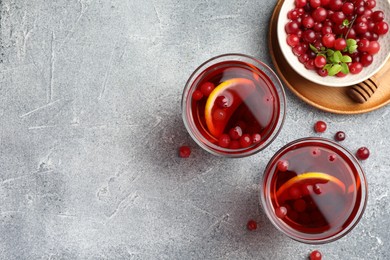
[[285, 0, 389, 77]]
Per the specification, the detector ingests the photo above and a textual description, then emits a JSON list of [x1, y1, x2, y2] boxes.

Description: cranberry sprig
[[310, 41, 356, 76]]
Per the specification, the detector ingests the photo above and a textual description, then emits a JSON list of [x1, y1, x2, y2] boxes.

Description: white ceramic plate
[[277, 0, 390, 87]]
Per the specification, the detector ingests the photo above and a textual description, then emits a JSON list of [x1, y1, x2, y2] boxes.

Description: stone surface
[[0, 0, 389, 259]]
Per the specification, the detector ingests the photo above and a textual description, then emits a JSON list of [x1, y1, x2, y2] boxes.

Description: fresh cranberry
[[252, 133, 261, 144], [349, 62, 363, 74], [309, 250, 322, 260], [334, 131, 345, 141], [313, 184, 322, 194], [328, 153, 337, 162], [239, 134, 252, 148], [218, 134, 231, 148], [247, 219, 258, 231], [314, 55, 326, 68], [216, 95, 230, 108], [192, 90, 203, 101], [178, 146, 191, 158], [314, 120, 327, 133], [200, 82, 215, 97], [293, 199, 307, 212], [229, 126, 243, 140], [333, 38, 347, 50], [336, 71, 347, 77], [213, 109, 226, 121], [295, 0, 307, 8], [277, 160, 289, 172], [289, 186, 302, 199], [311, 147, 321, 157], [285, 21, 300, 34], [374, 21, 389, 35], [372, 11, 384, 22], [317, 68, 328, 77], [229, 140, 240, 149], [275, 206, 288, 219], [287, 34, 300, 47], [305, 59, 316, 70], [360, 53, 373, 67], [356, 147, 370, 160], [322, 33, 336, 48]]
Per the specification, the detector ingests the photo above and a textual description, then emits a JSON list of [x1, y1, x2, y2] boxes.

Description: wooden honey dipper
[[347, 59, 390, 103]]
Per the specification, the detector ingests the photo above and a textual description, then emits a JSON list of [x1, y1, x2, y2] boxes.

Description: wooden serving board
[[269, 0, 390, 114]]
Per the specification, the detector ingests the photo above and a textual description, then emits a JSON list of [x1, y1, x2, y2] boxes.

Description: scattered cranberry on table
[[356, 146, 370, 160], [178, 146, 191, 158], [309, 249, 322, 260], [246, 219, 258, 231], [314, 120, 327, 133], [334, 131, 346, 141]]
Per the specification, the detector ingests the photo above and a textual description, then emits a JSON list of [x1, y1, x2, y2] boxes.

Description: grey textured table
[[0, 0, 389, 259]]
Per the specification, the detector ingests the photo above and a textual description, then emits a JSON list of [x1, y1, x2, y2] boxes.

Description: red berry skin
[[277, 160, 289, 172], [246, 219, 257, 231], [218, 134, 231, 148], [356, 147, 370, 160], [179, 146, 191, 158], [333, 38, 346, 51], [229, 140, 240, 149], [287, 34, 300, 47], [314, 55, 326, 68], [252, 133, 261, 144], [317, 68, 328, 77], [322, 33, 335, 48], [200, 82, 215, 97], [229, 126, 243, 140], [336, 71, 347, 77], [334, 131, 346, 141], [374, 21, 389, 35], [239, 134, 252, 148], [192, 90, 203, 101], [314, 121, 327, 133], [360, 53, 373, 67], [295, 0, 307, 8], [349, 62, 363, 74], [309, 250, 322, 260], [275, 206, 288, 219]]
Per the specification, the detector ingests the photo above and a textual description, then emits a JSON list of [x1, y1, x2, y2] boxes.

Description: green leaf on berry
[[341, 55, 352, 63], [342, 19, 350, 27], [326, 49, 334, 57], [341, 62, 349, 74], [346, 39, 356, 47], [348, 44, 357, 53], [333, 51, 343, 63], [323, 64, 332, 71], [346, 38, 357, 54], [328, 64, 342, 76]]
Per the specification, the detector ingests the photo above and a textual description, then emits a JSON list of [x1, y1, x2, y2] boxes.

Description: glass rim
[[181, 53, 286, 158], [260, 137, 368, 244]]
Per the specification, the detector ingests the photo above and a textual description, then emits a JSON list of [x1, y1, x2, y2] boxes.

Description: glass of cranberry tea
[[182, 54, 286, 157], [261, 137, 367, 244]]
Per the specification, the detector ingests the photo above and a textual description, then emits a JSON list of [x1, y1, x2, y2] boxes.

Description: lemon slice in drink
[[204, 78, 255, 138], [276, 172, 346, 200]]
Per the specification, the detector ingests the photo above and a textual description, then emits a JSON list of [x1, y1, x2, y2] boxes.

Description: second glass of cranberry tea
[[261, 138, 368, 244], [182, 54, 286, 157]]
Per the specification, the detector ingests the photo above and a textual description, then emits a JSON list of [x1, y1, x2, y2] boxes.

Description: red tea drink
[[182, 54, 286, 157], [261, 138, 367, 244]]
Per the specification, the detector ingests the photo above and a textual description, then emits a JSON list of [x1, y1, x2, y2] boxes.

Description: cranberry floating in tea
[[182, 54, 286, 157], [261, 138, 367, 244]]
